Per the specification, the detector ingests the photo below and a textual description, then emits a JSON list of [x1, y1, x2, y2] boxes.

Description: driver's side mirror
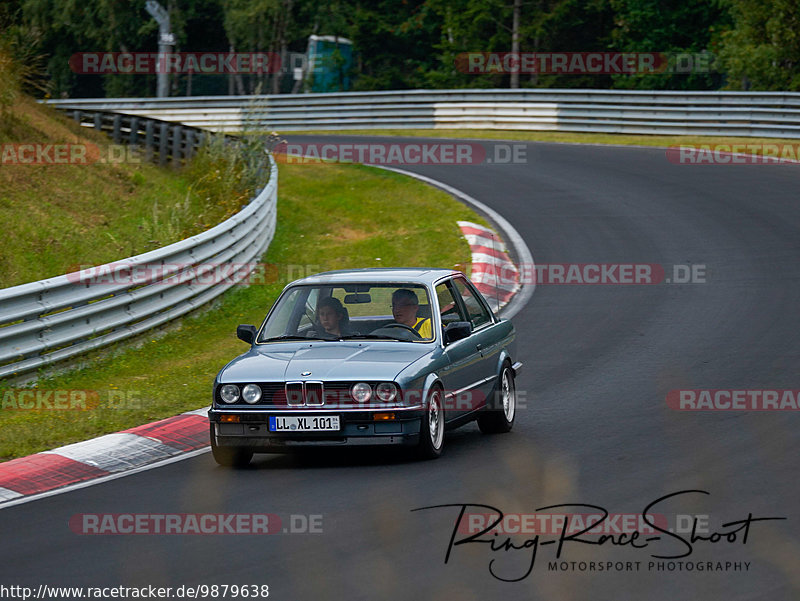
[[237, 324, 257, 344], [443, 321, 472, 344]]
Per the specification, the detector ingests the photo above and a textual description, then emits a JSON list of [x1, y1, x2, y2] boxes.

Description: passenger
[[391, 288, 432, 339], [309, 296, 352, 338]]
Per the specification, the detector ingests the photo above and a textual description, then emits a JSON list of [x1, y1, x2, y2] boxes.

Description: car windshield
[[258, 283, 435, 343]]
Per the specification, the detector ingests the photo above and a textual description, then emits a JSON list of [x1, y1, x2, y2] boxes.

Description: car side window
[[435, 282, 467, 332], [452, 278, 492, 330]]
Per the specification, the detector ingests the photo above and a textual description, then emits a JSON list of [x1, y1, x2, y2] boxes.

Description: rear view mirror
[[237, 324, 257, 344], [444, 321, 472, 344], [344, 293, 371, 303]]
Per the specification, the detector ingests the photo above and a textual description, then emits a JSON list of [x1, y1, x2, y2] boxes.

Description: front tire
[[477, 365, 516, 434], [417, 387, 445, 459], [210, 424, 253, 467]]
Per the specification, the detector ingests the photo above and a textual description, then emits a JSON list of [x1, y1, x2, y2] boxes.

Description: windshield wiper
[[340, 334, 400, 341], [261, 335, 332, 342]]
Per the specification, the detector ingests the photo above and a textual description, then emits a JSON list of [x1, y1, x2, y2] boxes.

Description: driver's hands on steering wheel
[[383, 322, 422, 338], [368, 323, 423, 340]]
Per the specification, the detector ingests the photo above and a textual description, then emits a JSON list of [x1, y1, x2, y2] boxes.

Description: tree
[[716, 0, 800, 90], [21, 0, 161, 97], [608, 0, 729, 90], [349, 0, 443, 90]]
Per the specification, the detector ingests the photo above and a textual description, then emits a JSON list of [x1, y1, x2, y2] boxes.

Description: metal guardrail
[[69, 110, 208, 167], [47, 89, 800, 138], [0, 115, 278, 380]]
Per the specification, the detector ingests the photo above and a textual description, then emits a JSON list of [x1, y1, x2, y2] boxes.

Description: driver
[[391, 289, 432, 339]]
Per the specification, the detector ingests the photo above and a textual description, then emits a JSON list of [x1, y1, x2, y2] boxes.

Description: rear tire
[[477, 365, 516, 434], [210, 424, 253, 467], [416, 387, 445, 459]]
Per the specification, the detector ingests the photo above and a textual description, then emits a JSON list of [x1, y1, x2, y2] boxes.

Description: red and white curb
[[0, 408, 209, 506], [458, 221, 520, 311]]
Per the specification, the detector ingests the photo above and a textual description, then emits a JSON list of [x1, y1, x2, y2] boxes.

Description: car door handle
[[476, 343, 482, 351]]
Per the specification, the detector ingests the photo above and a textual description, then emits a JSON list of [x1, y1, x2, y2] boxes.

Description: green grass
[[0, 161, 487, 461], [0, 96, 250, 288], [278, 128, 800, 154]]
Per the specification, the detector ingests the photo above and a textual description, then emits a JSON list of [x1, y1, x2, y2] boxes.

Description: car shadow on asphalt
[[243, 424, 483, 470]]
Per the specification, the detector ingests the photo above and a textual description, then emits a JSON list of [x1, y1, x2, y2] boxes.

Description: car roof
[[288, 268, 462, 287]]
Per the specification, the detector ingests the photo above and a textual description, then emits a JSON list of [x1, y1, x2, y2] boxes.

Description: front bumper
[[208, 407, 423, 452]]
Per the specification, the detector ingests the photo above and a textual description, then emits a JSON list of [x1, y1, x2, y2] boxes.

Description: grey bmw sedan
[[209, 268, 521, 466]]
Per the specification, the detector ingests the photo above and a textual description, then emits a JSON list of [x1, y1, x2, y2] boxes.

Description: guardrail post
[[112, 114, 122, 144], [73, 110, 81, 124], [185, 129, 195, 161], [171, 125, 182, 168], [129, 117, 139, 146], [159, 122, 169, 167], [145, 120, 155, 163], [93, 113, 102, 132]]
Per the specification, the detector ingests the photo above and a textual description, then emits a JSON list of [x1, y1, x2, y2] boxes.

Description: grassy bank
[[0, 161, 486, 460], [0, 96, 251, 288]]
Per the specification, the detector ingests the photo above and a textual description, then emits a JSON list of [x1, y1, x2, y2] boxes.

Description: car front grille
[[305, 382, 324, 406], [285, 382, 304, 406], [285, 381, 325, 406], [217, 381, 398, 408]]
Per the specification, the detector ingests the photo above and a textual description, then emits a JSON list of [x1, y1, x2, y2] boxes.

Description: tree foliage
[[716, 0, 800, 90], [0, 0, 795, 96]]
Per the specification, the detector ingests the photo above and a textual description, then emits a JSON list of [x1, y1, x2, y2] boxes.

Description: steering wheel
[[382, 323, 423, 338]]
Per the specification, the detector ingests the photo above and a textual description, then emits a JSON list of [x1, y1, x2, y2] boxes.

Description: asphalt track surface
[[2, 136, 799, 600]]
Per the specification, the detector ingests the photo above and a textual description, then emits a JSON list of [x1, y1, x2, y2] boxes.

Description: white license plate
[[269, 415, 340, 432]]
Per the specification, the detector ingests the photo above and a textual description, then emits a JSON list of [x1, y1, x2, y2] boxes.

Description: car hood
[[219, 342, 434, 382]]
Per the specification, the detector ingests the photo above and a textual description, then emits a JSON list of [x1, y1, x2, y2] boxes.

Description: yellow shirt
[[413, 317, 432, 339]]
